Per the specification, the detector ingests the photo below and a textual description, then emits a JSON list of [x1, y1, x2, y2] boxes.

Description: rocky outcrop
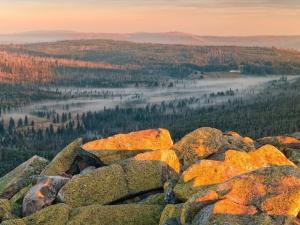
[[0, 156, 48, 199], [174, 144, 295, 200], [58, 149, 180, 207], [82, 129, 174, 164], [1, 127, 300, 225], [181, 166, 300, 225], [172, 128, 227, 170]]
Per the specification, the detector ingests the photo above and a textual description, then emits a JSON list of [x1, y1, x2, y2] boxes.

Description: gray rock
[[22, 176, 70, 216]]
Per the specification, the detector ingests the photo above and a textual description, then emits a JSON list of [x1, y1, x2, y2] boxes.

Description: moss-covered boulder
[[82, 129, 173, 164], [159, 204, 183, 225], [181, 166, 300, 225], [41, 139, 82, 176], [67, 204, 164, 225], [174, 145, 295, 200], [2, 204, 71, 225], [0, 199, 11, 222], [0, 156, 48, 199], [58, 164, 129, 207], [172, 127, 227, 170], [121, 150, 180, 194], [138, 193, 165, 205], [257, 136, 300, 149], [285, 148, 300, 166], [223, 131, 256, 152]]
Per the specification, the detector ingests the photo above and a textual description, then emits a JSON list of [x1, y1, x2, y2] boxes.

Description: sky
[[0, 0, 300, 36]]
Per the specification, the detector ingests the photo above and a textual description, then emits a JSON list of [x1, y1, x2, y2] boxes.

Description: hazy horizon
[[1, 0, 300, 36]]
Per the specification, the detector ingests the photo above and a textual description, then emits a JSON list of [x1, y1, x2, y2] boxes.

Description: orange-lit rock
[[172, 127, 227, 170], [132, 149, 180, 174], [181, 166, 300, 225], [257, 136, 300, 148], [174, 145, 295, 200], [82, 129, 173, 164]]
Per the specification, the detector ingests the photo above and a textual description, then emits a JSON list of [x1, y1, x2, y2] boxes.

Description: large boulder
[[257, 136, 300, 149], [2, 204, 71, 225], [67, 204, 164, 225], [172, 127, 227, 170], [121, 150, 180, 194], [58, 164, 128, 207], [181, 166, 300, 225], [174, 145, 295, 200], [0, 199, 11, 222], [82, 129, 174, 164], [58, 150, 180, 207], [222, 131, 256, 152], [22, 176, 70, 216], [0, 156, 48, 199]]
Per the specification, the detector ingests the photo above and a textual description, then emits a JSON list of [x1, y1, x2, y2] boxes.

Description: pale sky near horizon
[[1, 0, 300, 36]]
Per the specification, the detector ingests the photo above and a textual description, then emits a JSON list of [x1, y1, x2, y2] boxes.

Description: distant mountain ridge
[[1, 31, 300, 50]]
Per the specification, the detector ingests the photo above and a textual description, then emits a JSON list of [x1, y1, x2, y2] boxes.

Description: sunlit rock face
[[1, 127, 300, 225], [181, 166, 300, 225], [172, 127, 227, 170], [82, 128, 174, 164], [174, 144, 295, 200]]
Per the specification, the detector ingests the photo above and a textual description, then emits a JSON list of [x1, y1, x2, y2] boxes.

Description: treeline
[[1, 41, 300, 86]]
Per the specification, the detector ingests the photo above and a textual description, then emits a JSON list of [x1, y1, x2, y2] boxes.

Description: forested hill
[[1, 39, 300, 86]]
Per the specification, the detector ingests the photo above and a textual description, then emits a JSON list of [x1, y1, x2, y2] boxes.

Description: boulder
[[22, 176, 70, 216], [172, 127, 227, 170], [181, 166, 300, 225], [67, 204, 164, 225], [41, 139, 102, 176], [159, 204, 183, 225], [9, 186, 31, 218], [0, 199, 11, 222], [174, 145, 295, 200], [0, 156, 48, 199], [82, 129, 174, 164], [58, 164, 129, 207], [290, 132, 300, 140], [223, 131, 256, 152], [138, 193, 165, 205], [58, 150, 180, 207], [120, 150, 180, 194], [257, 136, 300, 149], [2, 204, 71, 225], [285, 148, 300, 166]]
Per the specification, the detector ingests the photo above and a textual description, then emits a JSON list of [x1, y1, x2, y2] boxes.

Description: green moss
[[120, 159, 163, 194], [58, 164, 129, 207], [159, 204, 183, 225], [0, 218, 26, 225], [0, 199, 11, 221], [68, 204, 164, 225], [41, 139, 82, 176], [139, 193, 165, 205], [0, 156, 48, 196], [23, 204, 71, 225]]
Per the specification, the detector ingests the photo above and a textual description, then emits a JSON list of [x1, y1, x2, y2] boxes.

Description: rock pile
[[0, 127, 299, 225]]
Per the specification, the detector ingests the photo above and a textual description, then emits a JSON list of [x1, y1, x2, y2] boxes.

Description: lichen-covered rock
[[257, 136, 300, 149], [8, 186, 31, 218], [0, 199, 11, 222], [58, 164, 129, 207], [138, 193, 165, 205], [67, 204, 164, 225], [223, 131, 256, 152], [0, 156, 48, 199], [290, 132, 300, 140], [23, 176, 70, 216], [174, 145, 295, 200], [159, 204, 183, 225], [120, 150, 180, 195], [181, 166, 300, 225], [172, 127, 227, 170], [285, 148, 300, 166], [0, 218, 25, 225], [1, 204, 70, 225], [82, 129, 174, 164], [41, 139, 83, 176]]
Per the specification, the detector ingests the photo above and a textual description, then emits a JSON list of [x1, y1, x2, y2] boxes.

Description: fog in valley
[[1, 76, 297, 127]]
